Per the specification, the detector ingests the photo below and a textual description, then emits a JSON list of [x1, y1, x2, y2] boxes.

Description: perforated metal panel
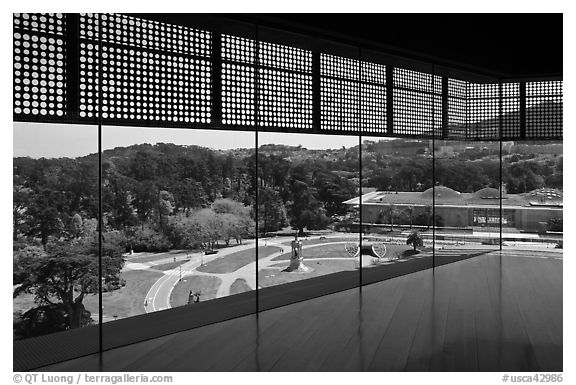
[[222, 35, 255, 64], [501, 82, 520, 138], [447, 78, 467, 139], [259, 68, 312, 128], [12, 13, 562, 141], [13, 13, 67, 117], [392, 68, 440, 136], [361, 83, 386, 133], [257, 42, 313, 129], [320, 53, 360, 132], [222, 63, 255, 126], [78, 13, 212, 125], [466, 83, 500, 140], [526, 81, 562, 138]]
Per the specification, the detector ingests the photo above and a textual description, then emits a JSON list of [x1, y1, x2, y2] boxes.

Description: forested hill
[[14, 139, 562, 246]]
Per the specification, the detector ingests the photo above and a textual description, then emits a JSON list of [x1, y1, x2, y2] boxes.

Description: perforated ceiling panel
[[79, 13, 212, 125], [466, 83, 500, 140], [501, 82, 520, 139], [447, 78, 467, 139], [258, 42, 313, 129], [12, 13, 562, 141], [222, 35, 256, 126], [320, 54, 387, 133], [526, 81, 562, 139], [13, 13, 67, 118], [320, 54, 360, 132], [393, 68, 440, 137]]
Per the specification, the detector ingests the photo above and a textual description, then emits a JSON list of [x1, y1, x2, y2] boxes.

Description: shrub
[[128, 227, 172, 252]]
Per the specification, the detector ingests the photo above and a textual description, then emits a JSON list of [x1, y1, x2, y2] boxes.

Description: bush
[[127, 227, 172, 252]]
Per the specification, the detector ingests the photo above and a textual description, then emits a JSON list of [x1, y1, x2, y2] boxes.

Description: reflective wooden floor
[[41, 251, 562, 372]]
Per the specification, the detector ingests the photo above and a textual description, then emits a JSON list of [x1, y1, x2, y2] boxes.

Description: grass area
[[196, 246, 280, 274], [170, 276, 222, 307], [83, 269, 163, 319], [259, 259, 357, 287], [272, 243, 351, 261], [126, 250, 191, 264], [230, 279, 252, 295], [276, 237, 353, 247], [153, 260, 188, 271]]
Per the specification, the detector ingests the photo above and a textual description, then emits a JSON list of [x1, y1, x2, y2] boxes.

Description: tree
[[25, 193, 64, 249], [406, 231, 424, 251], [286, 180, 329, 235], [13, 227, 125, 335], [258, 186, 288, 236]]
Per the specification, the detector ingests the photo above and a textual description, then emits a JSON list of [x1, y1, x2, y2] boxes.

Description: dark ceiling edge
[[127, 13, 562, 82]]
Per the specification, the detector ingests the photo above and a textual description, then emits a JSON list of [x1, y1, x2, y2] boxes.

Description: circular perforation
[[394, 68, 433, 93], [468, 83, 499, 99], [447, 97, 467, 139], [361, 84, 387, 133], [502, 97, 521, 138], [222, 63, 255, 126], [80, 13, 211, 57], [222, 35, 255, 64], [526, 96, 562, 138], [259, 41, 312, 73], [526, 81, 562, 97], [259, 69, 312, 129], [361, 62, 386, 85], [321, 54, 360, 81], [467, 98, 500, 140], [79, 42, 99, 118], [448, 78, 467, 99], [13, 31, 66, 116], [394, 89, 439, 136], [14, 13, 64, 35]]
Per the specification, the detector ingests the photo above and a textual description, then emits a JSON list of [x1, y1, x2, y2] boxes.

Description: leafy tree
[[286, 179, 329, 235], [406, 231, 424, 251], [13, 228, 125, 334], [25, 193, 64, 249], [258, 186, 288, 235]]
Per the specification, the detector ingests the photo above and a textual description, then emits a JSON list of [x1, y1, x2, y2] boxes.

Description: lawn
[[170, 275, 222, 307], [125, 250, 191, 264], [259, 259, 358, 287], [277, 237, 354, 247], [83, 269, 164, 320], [153, 260, 189, 271], [196, 246, 281, 274], [272, 243, 351, 261], [230, 278, 252, 295]]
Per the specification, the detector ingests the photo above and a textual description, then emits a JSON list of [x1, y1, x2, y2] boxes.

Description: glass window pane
[[13, 123, 99, 356], [433, 139, 502, 260], [360, 136, 434, 284], [100, 126, 256, 344], [256, 132, 360, 310]]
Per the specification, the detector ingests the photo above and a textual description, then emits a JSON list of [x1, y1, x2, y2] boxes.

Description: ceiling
[[226, 13, 563, 79]]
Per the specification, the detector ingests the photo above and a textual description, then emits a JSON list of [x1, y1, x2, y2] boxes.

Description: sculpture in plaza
[[282, 233, 310, 272]]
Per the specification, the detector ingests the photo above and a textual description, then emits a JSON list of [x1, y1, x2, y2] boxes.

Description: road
[[142, 241, 258, 313]]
